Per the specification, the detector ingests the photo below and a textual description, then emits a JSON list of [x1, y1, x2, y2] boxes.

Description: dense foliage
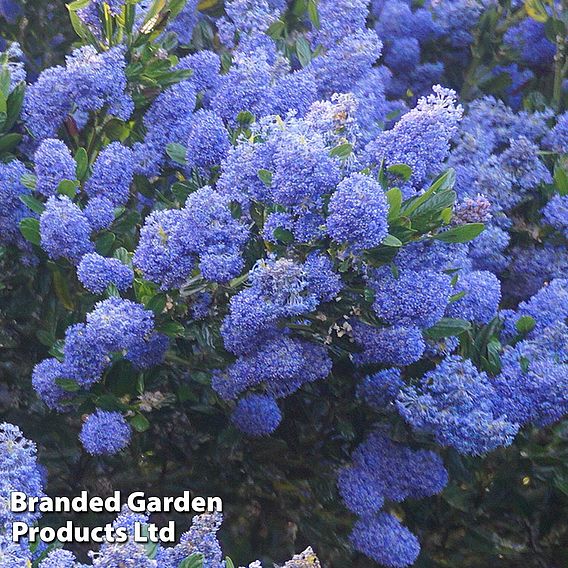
[[0, 0, 567, 566]]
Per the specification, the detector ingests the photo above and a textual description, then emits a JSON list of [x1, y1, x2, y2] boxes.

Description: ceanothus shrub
[[0, 0, 566, 566]]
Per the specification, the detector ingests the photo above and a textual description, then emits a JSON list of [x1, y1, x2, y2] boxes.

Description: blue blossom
[[351, 431, 448, 503], [270, 128, 341, 208], [544, 111, 568, 153], [0, 160, 33, 251], [134, 81, 196, 177], [397, 356, 519, 455], [85, 142, 135, 206], [270, 70, 318, 118], [1, 43, 26, 90], [39, 550, 77, 568], [499, 136, 552, 191], [133, 209, 194, 290], [32, 358, 71, 412], [504, 18, 555, 68], [0, 423, 45, 527], [495, 322, 568, 427], [177, 50, 221, 94], [542, 195, 568, 238], [352, 323, 426, 366], [370, 268, 452, 329], [185, 110, 231, 174], [165, 0, 199, 44], [221, 257, 329, 355], [384, 38, 420, 72], [312, 30, 383, 97], [24, 46, 133, 139], [77, 252, 134, 294], [366, 86, 463, 196], [337, 466, 385, 516], [62, 323, 110, 387], [213, 336, 332, 401], [310, 0, 370, 48], [156, 512, 225, 568], [211, 49, 274, 125], [84, 197, 115, 231], [514, 279, 568, 333], [40, 196, 94, 264], [468, 225, 510, 273], [327, 173, 389, 250], [357, 368, 404, 408], [79, 410, 131, 455], [446, 270, 501, 324], [125, 332, 169, 370], [231, 394, 282, 436], [350, 513, 420, 568], [34, 138, 76, 197]]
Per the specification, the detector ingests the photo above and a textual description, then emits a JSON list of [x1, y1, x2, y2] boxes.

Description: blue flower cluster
[[339, 431, 448, 566]]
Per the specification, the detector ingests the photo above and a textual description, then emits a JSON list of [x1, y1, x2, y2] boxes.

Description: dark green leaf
[[157, 321, 185, 337], [515, 315, 536, 335], [21, 173, 37, 190], [329, 143, 353, 159], [55, 378, 81, 392], [130, 413, 151, 433], [166, 142, 187, 165], [273, 227, 294, 244], [75, 148, 89, 180], [296, 37, 312, 67], [433, 223, 484, 243], [19, 195, 45, 215], [387, 163, 412, 181], [258, 169, 273, 186], [179, 554, 204, 568], [19, 217, 41, 246], [57, 179, 79, 198], [96, 232, 116, 255], [382, 234, 403, 247], [386, 188, 402, 220], [425, 318, 472, 339], [0, 132, 22, 153], [554, 165, 568, 196]]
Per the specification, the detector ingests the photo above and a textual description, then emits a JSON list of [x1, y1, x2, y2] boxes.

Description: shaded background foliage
[[1, 0, 568, 567]]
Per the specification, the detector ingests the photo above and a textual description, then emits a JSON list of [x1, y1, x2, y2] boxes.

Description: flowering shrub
[[0, 0, 567, 566]]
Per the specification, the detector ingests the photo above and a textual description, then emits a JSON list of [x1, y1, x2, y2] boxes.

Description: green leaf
[[401, 169, 455, 217], [19, 217, 41, 246], [157, 321, 185, 337], [329, 143, 353, 159], [386, 187, 402, 220], [425, 318, 472, 339], [75, 148, 89, 180], [67, 0, 92, 10], [113, 247, 132, 266], [515, 315, 536, 335], [387, 163, 412, 181], [449, 290, 466, 303], [57, 179, 79, 198], [130, 413, 151, 433], [273, 227, 294, 244], [55, 378, 81, 392], [96, 394, 129, 412], [225, 559, 235, 568], [382, 234, 403, 247], [296, 37, 312, 67], [236, 110, 255, 125], [433, 223, 484, 243], [307, 0, 320, 28], [166, 142, 187, 165], [96, 232, 116, 255], [525, 0, 548, 22], [0, 132, 22, 153], [179, 554, 204, 568], [554, 165, 568, 196], [21, 173, 37, 190], [53, 270, 75, 310], [19, 195, 45, 215], [146, 294, 167, 315], [258, 169, 273, 186], [5, 81, 25, 131]]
